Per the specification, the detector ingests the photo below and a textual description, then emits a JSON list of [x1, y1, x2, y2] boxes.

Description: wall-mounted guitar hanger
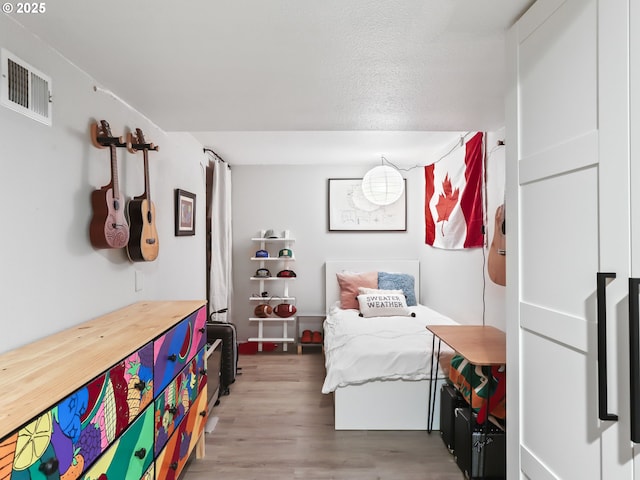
[[90, 121, 127, 149], [128, 134, 159, 153]]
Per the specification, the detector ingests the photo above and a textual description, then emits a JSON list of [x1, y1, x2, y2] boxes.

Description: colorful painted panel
[[0, 433, 18, 479], [191, 307, 207, 360], [153, 306, 206, 397], [79, 405, 154, 480], [0, 342, 154, 480], [140, 463, 154, 480], [155, 391, 207, 480], [154, 348, 205, 456], [0, 413, 56, 480]]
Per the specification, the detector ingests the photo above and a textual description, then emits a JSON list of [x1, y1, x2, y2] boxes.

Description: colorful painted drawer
[[155, 390, 208, 480], [153, 307, 207, 397], [0, 342, 154, 479], [79, 404, 154, 480], [0, 300, 207, 480], [154, 348, 206, 455]]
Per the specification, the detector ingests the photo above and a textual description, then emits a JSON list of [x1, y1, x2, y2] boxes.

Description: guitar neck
[[143, 149, 151, 201], [110, 144, 120, 198]]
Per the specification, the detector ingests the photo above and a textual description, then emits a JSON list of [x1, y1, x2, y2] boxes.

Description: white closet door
[[512, 0, 631, 478], [630, 0, 640, 474]]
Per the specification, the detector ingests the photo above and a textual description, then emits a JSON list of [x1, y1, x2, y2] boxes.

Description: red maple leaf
[[435, 174, 459, 235]]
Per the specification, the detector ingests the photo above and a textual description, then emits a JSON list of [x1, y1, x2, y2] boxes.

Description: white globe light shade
[[361, 165, 404, 206]]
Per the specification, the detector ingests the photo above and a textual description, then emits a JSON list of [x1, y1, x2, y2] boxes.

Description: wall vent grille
[[1, 49, 52, 125]]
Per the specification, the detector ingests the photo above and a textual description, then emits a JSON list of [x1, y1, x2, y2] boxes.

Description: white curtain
[[208, 157, 233, 322]]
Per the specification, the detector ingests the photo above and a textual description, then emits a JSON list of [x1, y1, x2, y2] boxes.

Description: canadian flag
[[424, 132, 484, 249]]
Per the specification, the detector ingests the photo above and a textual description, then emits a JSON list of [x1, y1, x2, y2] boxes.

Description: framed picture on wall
[[175, 189, 196, 236], [327, 178, 407, 232]]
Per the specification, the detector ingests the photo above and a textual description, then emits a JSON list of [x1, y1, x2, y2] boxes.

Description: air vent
[[1, 49, 52, 125]]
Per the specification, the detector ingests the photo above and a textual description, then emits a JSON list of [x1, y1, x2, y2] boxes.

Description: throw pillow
[[378, 272, 417, 306], [358, 287, 404, 295], [336, 271, 378, 309], [357, 292, 411, 318]]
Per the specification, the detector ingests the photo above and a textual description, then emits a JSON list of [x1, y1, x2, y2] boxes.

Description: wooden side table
[[426, 325, 506, 479], [427, 325, 506, 365], [426, 325, 506, 428]]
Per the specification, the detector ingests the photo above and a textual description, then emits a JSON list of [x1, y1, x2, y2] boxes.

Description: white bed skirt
[[333, 377, 446, 431]]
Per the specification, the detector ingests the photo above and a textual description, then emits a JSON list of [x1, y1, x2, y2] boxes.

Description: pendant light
[[361, 159, 404, 206]]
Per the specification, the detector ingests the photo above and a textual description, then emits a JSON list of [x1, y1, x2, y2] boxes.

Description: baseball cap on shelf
[[278, 248, 293, 258], [263, 229, 281, 239], [255, 268, 271, 278], [277, 269, 297, 278], [255, 249, 269, 258]]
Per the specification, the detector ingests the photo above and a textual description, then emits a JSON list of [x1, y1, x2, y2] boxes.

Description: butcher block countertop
[[0, 300, 206, 438]]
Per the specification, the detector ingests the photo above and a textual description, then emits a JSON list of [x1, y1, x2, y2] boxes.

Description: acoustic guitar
[[487, 203, 506, 286], [126, 128, 159, 262], [89, 120, 130, 249]]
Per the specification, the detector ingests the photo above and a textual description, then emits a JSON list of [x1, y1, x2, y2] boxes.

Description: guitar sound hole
[[146, 239, 156, 245]]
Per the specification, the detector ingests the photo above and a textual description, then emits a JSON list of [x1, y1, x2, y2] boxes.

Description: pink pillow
[[336, 271, 378, 309]]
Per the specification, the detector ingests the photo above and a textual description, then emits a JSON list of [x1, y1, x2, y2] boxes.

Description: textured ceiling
[[7, 0, 534, 164]]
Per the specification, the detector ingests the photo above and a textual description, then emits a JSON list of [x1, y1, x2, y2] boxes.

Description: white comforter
[[321, 303, 457, 394]]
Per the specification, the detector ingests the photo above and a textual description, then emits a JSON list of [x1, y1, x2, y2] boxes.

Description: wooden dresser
[[0, 300, 208, 480]]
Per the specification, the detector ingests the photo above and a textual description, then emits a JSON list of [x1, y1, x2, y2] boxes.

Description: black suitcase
[[207, 320, 238, 396], [454, 407, 506, 479], [440, 382, 467, 453]]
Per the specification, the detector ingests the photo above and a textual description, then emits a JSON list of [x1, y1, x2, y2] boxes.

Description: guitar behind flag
[[424, 132, 484, 249]]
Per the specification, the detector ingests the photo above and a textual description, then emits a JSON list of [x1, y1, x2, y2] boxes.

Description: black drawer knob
[[38, 457, 59, 475], [168, 406, 178, 415], [134, 447, 146, 459], [200, 368, 207, 375], [199, 327, 205, 333], [199, 410, 207, 417], [135, 380, 146, 391], [170, 462, 178, 470], [167, 353, 177, 361]]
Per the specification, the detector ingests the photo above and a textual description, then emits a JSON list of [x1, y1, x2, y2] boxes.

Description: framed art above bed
[[327, 178, 407, 232]]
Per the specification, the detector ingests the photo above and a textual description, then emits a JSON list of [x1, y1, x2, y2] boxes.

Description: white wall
[[230, 164, 419, 340], [0, 17, 207, 353], [230, 131, 506, 342], [1, 15, 506, 353]]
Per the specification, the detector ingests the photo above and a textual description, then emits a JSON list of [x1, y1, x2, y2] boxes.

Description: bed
[[322, 260, 458, 430]]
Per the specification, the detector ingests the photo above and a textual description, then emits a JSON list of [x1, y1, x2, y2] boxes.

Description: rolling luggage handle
[[207, 309, 241, 397], [629, 278, 640, 441], [210, 307, 228, 320], [597, 272, 618, 421]]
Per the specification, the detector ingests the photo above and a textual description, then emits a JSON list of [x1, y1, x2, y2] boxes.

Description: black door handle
[[630, 277, 640, 441], [597, 272, 618, 421]]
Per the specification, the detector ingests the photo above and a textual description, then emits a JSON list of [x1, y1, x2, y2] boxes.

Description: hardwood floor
[[181, 350, 464, 480]]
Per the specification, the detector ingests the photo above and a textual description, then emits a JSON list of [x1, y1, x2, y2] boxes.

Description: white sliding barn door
[[510, 0, 632, 478]]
